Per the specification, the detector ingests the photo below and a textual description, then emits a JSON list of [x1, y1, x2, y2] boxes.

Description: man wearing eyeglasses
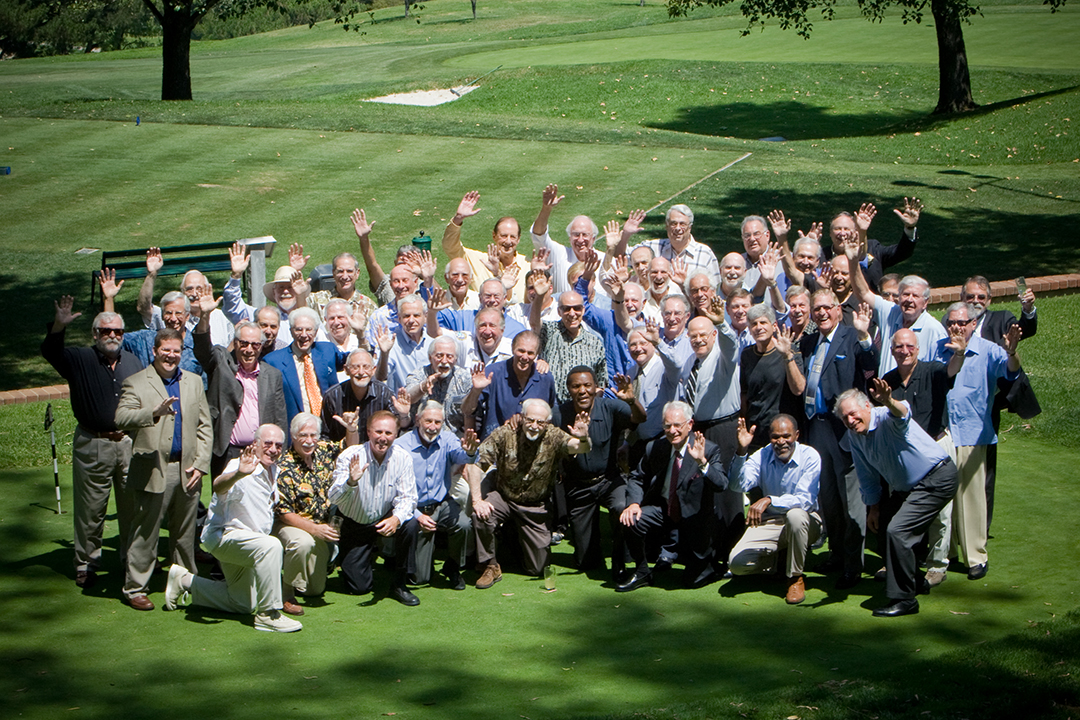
[[192, 286, 287, 478], [799, 289, 876, 589], [42, 295, 143, 590], [960, 276, 1040, 534], [933, 302, 1021, 581]]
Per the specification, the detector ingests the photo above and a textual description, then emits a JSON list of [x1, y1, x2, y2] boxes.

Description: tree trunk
[[160, 6, 194, 100], [930, 0, 976, 114]]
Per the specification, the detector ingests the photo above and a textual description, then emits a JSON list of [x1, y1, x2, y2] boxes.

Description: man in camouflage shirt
[[468, 399, 591, 587]]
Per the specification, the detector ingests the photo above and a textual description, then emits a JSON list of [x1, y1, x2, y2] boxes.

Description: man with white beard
[[319, 349, 407, 444], [468, 399, 592, 587], [404, 336, 472, 435], [42, 295, 143, 589]]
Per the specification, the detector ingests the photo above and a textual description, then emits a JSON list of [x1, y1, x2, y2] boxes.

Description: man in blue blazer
[[799, 289, 876, 588], [617, 400, 728, 592], [264, 307, 352, 429]]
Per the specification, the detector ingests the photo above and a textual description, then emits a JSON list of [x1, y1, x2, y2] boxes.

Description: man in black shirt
[[41, 295, 143, 588], [554, 367, 643, 581], [320, 349, 409, 444], [881, 327, 965, 586]]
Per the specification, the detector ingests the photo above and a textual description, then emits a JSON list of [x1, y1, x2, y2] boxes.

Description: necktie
[[804, 336, 828, 419], [684, 359, 701, 412], [302, 353, 322, 416], [667, 453, 682, 522]]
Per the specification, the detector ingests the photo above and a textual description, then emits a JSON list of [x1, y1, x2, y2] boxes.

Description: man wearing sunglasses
[[42, 295, 143, 590]]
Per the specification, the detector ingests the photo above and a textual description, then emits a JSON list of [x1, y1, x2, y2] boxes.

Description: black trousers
[[806, 415, 866, 573], [566, 477, 628, 576], [338, 514, 418, 595]]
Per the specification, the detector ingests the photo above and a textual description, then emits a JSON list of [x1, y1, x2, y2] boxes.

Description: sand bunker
[[365, 85, 477, 106]]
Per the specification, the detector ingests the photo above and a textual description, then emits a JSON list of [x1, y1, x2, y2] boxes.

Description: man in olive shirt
[[468, 399, 592, 587]]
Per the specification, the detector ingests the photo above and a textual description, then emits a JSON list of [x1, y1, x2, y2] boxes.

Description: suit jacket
[[115, 366, 212, 494], [193, 331, 288, 456], [800, 323, 877, 434], [264, 342, 349, 422], [626, 436, 728, 519], [980, 309, 1041, 420]]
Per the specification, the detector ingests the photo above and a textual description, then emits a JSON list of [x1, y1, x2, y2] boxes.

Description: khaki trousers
[[728, 508, 823, 578], [71, 426, 132, 572]]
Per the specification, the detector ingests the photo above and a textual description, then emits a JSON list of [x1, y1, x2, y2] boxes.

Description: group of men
[[43, 184, 1038, 631]]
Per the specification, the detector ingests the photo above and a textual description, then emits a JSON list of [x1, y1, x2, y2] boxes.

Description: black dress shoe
[[75, 570, 97, 589], [835, 571, 861, 590], [684, 567, 719, 589], [389, 585, 420, 606], [445, 568, 466, 591], [967, 563, 988, 580], [653, 558, 674, 573], [615, 570, 652, 593], [872, 598, 920, 617]]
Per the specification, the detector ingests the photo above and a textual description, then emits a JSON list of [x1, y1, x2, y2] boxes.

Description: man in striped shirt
[[328, 411, 420, 606]]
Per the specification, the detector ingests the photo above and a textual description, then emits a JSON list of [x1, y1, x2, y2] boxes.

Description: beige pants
[[71, 427, 132, 572], [728, 508, 822, 578], [124, 462, 198, 599], [193, 529, 283, 614], [925, 431, 958, 572], [274, 523, 331, 598], [952, 444, 989, 566]]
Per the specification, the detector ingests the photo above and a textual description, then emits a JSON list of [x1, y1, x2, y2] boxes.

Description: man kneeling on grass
[[164, 424, 302, 633], [727, 415, 822, 605]]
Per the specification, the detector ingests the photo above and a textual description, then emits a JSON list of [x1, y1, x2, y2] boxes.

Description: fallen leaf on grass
[[949, 611, 970, 615]]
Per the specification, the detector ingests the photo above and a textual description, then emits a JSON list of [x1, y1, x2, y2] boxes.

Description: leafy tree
[[665, 0, 1068, 114]]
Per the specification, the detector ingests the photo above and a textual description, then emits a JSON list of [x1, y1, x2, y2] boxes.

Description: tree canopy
[[665, 0, 1068, 114]]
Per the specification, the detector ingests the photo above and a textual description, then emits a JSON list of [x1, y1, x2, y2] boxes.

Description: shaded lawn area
[[2, 432, 1078, 720]]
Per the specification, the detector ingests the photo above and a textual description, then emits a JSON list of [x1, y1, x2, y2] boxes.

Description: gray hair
[[332, 252, 358, 271], [92, 312, 124, 331], [786, 284, 811, 302], [428, 335, 458, 359], [891, 328, 920, 350], [289, 412, 321, 439], [944, 301, 984, 323], [160, 291, 190, 313], [346, 348, 373, 365], [898, 275, 931, 301], [397, 293, 427, 315], [417, 400, 445, 418], [475, 307, 506, 329], [740, 215, 768, 235], [793, 237, 822, 257], [666, 204, 694, 226], [521, 398, 553, 421], [444, 259, 472, 277], [661, 294, 691, 315], [288, 306, 321, 328], [746, 304, 776, 325], [256, 423, 286, 443], [833, 388, 870, 417], [323, 298, 351, 319], [630, 245, 655, 261], [234, 320, 260, 336], [565, 215, 599, 240], [663, 401, 693, 424]]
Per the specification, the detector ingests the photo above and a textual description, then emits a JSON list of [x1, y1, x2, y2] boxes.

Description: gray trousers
[[411, 498, 472, 584], [884, 459, 958, 600], [71, 426, 132, 572], [123, 462, 199, 599]]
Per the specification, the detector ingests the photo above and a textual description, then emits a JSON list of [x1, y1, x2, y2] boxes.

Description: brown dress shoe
[[281, 600, 305, 616], [126, 594, 155, 611], [786, 575, 806, 605], [475, 562, 502, 589]]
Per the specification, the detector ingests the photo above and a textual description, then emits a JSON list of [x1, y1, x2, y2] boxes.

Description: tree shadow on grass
[[650, 188, 1080, 288], [647, 85, 1080, 141]]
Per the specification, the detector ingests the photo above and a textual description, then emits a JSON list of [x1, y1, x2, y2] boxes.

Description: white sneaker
[[255, 610, 303, 633], [164, 564, 193, 611]]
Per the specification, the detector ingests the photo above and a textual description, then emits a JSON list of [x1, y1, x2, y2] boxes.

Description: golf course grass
[[1, 1, 1078, 718]]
